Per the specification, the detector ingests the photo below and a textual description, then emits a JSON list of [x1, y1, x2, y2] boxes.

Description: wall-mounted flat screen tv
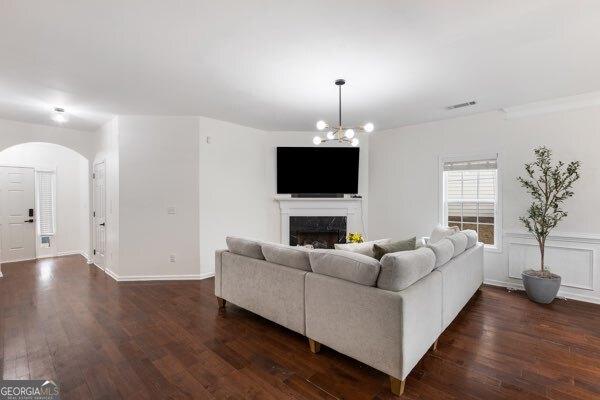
[[276, 147, 359, 194]]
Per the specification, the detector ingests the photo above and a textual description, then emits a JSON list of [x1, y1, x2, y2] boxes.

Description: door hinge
[[93, 211, 96, 217], [92, 173, 96, 179], [93, 249, 96, 255]]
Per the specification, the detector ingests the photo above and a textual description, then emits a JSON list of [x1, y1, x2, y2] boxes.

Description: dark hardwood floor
[[1, 256, 599, 399]]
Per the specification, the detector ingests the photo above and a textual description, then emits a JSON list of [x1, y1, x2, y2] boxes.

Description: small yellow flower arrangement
[[347, 232, 364, 243]]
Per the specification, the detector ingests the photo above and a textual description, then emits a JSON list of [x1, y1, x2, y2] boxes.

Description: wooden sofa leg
[[390, 376, 405, 396], [308, 338, 321, 354], [217, 297, 226, 309]]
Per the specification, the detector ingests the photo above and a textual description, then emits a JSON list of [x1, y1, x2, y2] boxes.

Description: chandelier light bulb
[[312, 136, 322, 145], [344, 129, 355, 139], [363, 122, 374, 133], [351, 138, 359, 147], [316, 120, 327, 130], [326, 131, 335, 140]]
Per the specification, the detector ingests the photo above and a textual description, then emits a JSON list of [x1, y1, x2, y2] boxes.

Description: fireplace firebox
[[289, 216, 347, 249]]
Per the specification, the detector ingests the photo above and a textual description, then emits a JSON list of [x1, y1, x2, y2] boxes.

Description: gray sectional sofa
[[214, 230, 483, 396]]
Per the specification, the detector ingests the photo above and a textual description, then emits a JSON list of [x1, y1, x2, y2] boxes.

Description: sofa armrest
[[214, 249, 229, 297], [305, 271, 442, 380]]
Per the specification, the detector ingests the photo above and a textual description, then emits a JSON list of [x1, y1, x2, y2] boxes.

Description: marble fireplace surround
[[275, 196, 363, 245]]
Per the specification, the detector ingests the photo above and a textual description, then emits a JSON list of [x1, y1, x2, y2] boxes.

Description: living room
[[1, 1, 599, 399]]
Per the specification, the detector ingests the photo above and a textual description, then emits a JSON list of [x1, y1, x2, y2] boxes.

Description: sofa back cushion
[[261, 243, 312, 271], [334, 238, 392, 258], [427, 238, 454, 268], [226, 237, 264, 260], [373, 237, 416, 260], [429, 225, 459, 244], [447, 232, 468, 257], [377, 247, 436, 291], [309, 249, 381, 286], [462, 229, 478, 248]]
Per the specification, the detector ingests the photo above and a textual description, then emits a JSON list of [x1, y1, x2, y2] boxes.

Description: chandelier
[[313, 79, 374, 146]]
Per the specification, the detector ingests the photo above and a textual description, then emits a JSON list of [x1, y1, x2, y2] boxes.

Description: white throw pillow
[[429, 225, 459, 244], [334, 238, 392, 258]]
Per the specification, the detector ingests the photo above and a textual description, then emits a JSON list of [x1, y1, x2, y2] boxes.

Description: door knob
[[100, 222, 106, 227], [24, 219, 34, 223]]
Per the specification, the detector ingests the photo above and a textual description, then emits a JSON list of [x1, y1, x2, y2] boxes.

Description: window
[[37, 171, 56, 236], [442, 158, 498, 247]]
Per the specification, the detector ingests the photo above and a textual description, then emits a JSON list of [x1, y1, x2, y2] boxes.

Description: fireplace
[[289, 216, 347, 249]]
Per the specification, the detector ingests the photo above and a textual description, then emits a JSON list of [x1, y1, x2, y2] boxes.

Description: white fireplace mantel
[[274, 196, 364, 244]]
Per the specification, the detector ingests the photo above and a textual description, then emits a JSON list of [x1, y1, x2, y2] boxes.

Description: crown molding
[[502, 91, 600, 119]]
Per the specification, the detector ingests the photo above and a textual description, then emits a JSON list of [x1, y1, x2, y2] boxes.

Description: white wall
[[198, 117, 274, 276], [0, 118, 93, 159], [197, 126, 371, 275], [118, 116, 200, 279], [0, 142, 90, 258], [368, 106, 600, 303]]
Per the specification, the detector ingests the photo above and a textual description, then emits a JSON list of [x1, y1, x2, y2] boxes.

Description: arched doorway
[[0, 142, 92, 271]]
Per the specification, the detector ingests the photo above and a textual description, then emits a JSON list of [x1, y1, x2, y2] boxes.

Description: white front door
[[93, 161, 106, 269], [0, 167, 36, 262]]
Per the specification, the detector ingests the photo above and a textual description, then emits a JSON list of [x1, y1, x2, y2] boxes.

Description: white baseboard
[[81, 252, 92, 264], [484, 278, 600, 305], [103, 270, 214, 282], [104, 267, 119, 281]]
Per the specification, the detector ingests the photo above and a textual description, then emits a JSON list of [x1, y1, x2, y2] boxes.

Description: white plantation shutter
[[37, 171, 56, 235], [443, 158, 497, 246]]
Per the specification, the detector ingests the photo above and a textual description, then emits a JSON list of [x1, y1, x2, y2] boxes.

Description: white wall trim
[[502, 91, 600, 119], [81, 252, 92, 264], [57, 250, 86, 257], [484, 278, 600, 305], [102, 270, 214, 282], [504, 230, 600, 303]]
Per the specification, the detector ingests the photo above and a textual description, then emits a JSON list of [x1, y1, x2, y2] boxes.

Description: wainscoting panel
[[506, 231, 600, 295]]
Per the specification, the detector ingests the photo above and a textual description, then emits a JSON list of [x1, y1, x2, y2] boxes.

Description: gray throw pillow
[[373, 237, 416, 260]]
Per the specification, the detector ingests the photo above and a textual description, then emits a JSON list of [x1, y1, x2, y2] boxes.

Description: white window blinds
[[37, 171, 56, 236], [443, 158, 497, 245]]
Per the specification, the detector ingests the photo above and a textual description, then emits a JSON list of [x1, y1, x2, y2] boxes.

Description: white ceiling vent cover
[[446, 101, 477, 110]]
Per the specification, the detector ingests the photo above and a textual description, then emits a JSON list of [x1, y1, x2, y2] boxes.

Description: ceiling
[[1, 0, 600, 132]]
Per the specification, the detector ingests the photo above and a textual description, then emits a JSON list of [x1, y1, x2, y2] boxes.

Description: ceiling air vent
[[446, 100, 477, 110]]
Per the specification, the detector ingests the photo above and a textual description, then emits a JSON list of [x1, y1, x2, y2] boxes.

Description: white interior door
[[0, 167, 36, 262], [93, 161, 106, 268]]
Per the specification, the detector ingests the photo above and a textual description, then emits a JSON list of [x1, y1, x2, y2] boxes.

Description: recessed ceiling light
[[52, 107, 67, 123]]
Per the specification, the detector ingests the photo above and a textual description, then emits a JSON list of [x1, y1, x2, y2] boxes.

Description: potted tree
[[517, 147, 580, 304]]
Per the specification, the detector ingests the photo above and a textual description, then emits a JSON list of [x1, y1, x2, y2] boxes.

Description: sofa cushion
[[373, 237, 416, 260], [334, 238, 392, 258], [377, 247, 436, 291], [429, 225, 459, 244], [462, 229, 478, 248], [427, 238, 454, 268], [309, 249, 381, 286], [447, 232, 468, 257], [261, 243, 312, 271], [226, 236, 264, 260]]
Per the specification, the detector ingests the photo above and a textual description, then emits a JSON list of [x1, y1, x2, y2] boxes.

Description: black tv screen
[[277, 147, 359, 194]]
